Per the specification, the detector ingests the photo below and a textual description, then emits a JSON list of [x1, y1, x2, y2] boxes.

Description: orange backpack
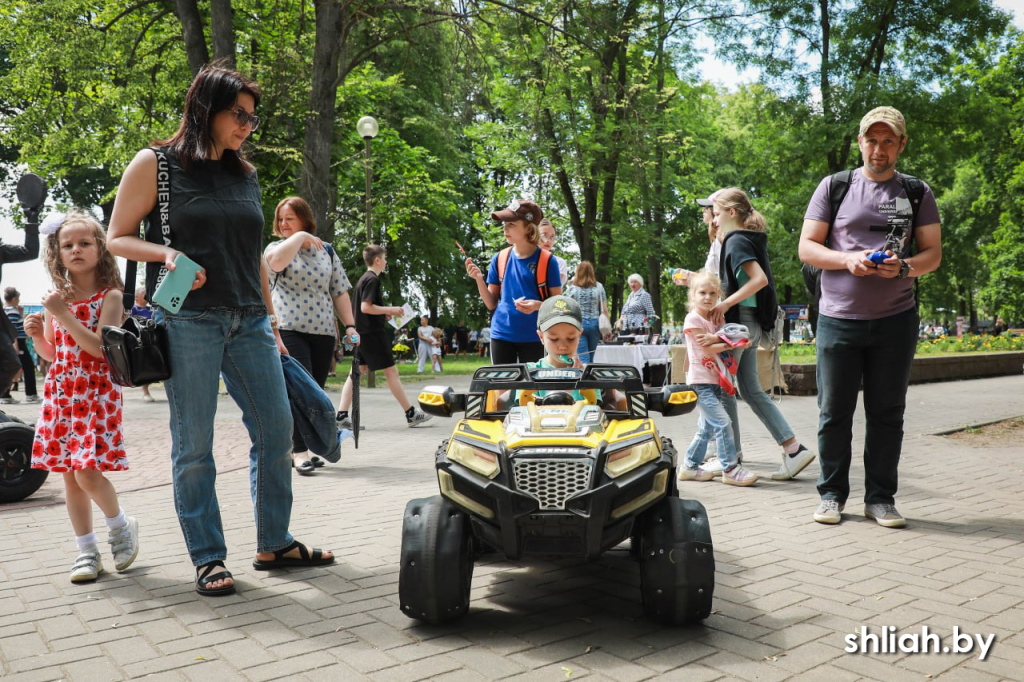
[[496, 247, 553, 301]]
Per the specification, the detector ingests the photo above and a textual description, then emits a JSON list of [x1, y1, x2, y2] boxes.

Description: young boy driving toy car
[[516, 295, 599, 406]]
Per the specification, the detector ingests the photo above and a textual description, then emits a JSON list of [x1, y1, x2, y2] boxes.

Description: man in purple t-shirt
[[799, 106, 942, 529]]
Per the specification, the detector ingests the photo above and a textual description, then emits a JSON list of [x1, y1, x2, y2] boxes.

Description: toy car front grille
[[513, 458, 593, 510]]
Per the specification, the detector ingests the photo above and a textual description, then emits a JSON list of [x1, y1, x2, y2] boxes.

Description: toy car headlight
[[604, 439, 660, 477], [448, 440, 500, 479]]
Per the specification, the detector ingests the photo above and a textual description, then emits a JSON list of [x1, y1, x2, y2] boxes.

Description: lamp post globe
[[357, 116, 379, 140]]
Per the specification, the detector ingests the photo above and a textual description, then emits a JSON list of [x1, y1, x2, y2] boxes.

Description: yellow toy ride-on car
[[399, 363, 714, 626]]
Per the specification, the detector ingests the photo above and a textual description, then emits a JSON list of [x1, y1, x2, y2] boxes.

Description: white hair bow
[[39, 212, 66, 236]]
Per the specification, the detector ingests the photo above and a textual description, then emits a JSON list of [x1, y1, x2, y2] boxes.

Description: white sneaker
[[108, 516, 140, 571], [407, 409, 432, 427], [722, 465, 758, 487], [678, 466, 716, 482], [0, 397, 17, 405], [771, 445, 816, 480], [25, 395, 42, 404], [700, 457, 725, 477], [70, 548, 103, 583]]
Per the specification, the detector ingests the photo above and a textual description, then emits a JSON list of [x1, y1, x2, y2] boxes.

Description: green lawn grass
[[324, 354, 491, 391]]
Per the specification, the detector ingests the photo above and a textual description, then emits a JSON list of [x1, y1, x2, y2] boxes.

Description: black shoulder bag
[[100, 148, 172, 387]]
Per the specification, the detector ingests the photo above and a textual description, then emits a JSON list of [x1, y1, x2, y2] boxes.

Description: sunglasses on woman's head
[[229, 107, 260, 131]]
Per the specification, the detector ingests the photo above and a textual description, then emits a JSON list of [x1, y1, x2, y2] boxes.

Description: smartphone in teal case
[[152, 254, 202, 313]]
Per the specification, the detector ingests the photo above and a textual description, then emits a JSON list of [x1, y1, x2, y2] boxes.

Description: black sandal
[[252, 540, 335, 570], [292, 458, 316, 475], [196, 560, 235, 597]]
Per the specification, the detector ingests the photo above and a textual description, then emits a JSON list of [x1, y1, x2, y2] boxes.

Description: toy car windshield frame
[[466, 363, 648, 419]]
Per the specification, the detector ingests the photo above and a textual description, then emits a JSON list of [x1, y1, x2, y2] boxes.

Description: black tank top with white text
[[144, 147, 264, 310]]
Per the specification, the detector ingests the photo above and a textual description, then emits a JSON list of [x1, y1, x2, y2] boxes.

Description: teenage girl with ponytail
[[710, 187, 815, 482]]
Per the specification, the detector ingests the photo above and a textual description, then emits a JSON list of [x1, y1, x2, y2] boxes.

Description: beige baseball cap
[[537, 295, 583, 331], [859, 106, 906, 137]]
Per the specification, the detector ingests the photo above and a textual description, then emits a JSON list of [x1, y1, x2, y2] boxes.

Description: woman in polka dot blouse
[[264, 197, 357, 475]]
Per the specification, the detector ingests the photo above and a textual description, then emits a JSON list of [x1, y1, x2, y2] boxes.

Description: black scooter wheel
[[0, 421, 46, 503]]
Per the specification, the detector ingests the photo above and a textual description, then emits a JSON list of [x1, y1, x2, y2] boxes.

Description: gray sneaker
[[25, 395, 42, 404], [0, 397, 18, 405], [407, 409, 432, 427], [108, 516, 140, 571], [864, 503, 906, 528], [814, 499, 845, 524]]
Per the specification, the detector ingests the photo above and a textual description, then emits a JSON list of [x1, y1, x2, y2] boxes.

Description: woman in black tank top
[[108, 62, 334, 597]]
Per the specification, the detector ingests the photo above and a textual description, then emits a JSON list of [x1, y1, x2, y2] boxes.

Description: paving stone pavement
[[2, 373, 1024, 681]]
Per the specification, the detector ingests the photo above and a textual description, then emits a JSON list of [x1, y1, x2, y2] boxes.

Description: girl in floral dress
[[25, 211, 140, 583]]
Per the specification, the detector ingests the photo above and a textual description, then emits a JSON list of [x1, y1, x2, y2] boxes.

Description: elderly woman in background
[[619, 273, 656, 334], [564, 260, 607, 363]]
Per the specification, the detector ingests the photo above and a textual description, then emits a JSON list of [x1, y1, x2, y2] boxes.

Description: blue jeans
[[156, 306, 294, 567], [685, 385, 738, 470], [577, 318, 601, 363], [723, 307, 796, 449], [815, 308, 919, 505]]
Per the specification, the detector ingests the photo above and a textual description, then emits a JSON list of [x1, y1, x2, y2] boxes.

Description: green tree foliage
[[0, 0, 192, 211], [975, 35, 1024, 324], [463, 0, 731, 319], [0, 0, 1020, 327], [706, 0, 1015, 319]]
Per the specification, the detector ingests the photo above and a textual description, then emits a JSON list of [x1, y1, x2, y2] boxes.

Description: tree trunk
[[646, 0, 667, 322], [299, 0, 346, 241], [210, 0, 235, 67], [172, 0, 210, 76]]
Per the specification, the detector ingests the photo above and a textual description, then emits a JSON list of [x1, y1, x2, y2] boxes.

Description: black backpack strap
[[897, 173, 925, 228], [826, 169, 854, 246]]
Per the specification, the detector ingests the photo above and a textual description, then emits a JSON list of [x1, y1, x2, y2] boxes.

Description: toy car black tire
[[637, 496, 715, 625], [0, 420, 47, 504], [399, 495, 474, 624]]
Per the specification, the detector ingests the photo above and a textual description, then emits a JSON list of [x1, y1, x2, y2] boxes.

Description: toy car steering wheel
[[536, 391, 575, 406]]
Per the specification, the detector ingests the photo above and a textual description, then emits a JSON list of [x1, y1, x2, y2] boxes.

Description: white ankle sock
[[104, 508, 127, 530], [76, 532, 98, 551]]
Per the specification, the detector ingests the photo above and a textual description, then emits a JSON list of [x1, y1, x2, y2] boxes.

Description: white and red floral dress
[[31, 288, 126, 472]]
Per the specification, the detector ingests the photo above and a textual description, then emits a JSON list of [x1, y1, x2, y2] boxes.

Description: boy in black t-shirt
[[336, 244, 431, 428]]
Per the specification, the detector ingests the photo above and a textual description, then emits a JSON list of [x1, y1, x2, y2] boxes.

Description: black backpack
[[801, 169, 925, 303]]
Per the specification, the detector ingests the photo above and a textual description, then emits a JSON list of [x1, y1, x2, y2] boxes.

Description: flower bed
[[783, 351, 1024, 396]]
